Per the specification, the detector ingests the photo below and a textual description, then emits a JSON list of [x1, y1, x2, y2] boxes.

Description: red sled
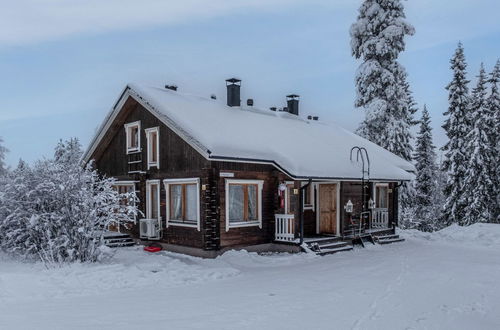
[[144, 246, 162, 253]]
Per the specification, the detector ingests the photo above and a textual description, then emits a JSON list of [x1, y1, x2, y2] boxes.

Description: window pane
[[150, 184, 159, 218], [170, 185, 182, 220], [151, 132, 157, 162], [377, 186, 388, 208], [185, 184, 197, 221], [228, 185, 244, 222], [247, 185, 258, 221], [130, 126, 139, 149]]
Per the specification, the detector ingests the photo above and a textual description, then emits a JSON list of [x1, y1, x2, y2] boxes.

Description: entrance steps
[[103, 233, 135, 248], [373, 234, 405, 245], [304, 236, 353, 255]]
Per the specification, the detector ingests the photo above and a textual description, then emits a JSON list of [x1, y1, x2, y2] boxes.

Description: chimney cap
[[226, 78, 241, 85], [286, 94, 300, 99]]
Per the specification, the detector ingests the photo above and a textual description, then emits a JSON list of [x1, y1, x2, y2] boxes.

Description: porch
[[274, 207, 392, 243]]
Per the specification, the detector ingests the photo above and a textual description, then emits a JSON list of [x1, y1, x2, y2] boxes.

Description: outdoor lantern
[[344, 200, 354, 213], [368, 198, 375, 209], [278, 183, 287, 192]]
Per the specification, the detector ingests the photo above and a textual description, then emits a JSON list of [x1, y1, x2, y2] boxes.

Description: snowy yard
[[1, 224, 500, 330]]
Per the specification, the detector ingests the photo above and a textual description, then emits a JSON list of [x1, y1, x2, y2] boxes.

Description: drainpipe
[[299, 178, 313, 245]]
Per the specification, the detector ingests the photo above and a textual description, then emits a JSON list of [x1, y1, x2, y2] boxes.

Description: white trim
[[315, 182, 340, 236], [163, 178, 201, 231], [225, 179, 264, 232], [124, 121, 141, 154], [146, 180, 161, 221], [145, 127, 160, 169]]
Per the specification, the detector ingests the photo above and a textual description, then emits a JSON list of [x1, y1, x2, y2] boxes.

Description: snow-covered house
[[83, 79, 414, 256]]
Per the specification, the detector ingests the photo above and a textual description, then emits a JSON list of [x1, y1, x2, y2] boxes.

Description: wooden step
[[317, 241, 350, 250], [304, 236, 342, 246], [317, 245, 354, 256], [106, 241, 135, 248], [377, 237, 405, 245], [373, 234, 399, 240]]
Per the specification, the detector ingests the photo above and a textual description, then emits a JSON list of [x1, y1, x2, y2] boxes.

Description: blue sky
[[0, 0, 499, 167]]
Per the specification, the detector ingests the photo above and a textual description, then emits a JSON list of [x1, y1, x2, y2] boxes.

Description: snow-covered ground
[[1, 224, 500, 330]]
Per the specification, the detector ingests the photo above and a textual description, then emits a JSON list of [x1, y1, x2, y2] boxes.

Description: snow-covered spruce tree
[[486, 60, 500, 222], [441, 42, 470, 225], [412, 105, 438, 229], [350, 0, 415, 156], [461, 64, 495, 225], [0, 139, 139, 264], [0, 136, 8, 176], [350, 0, 416, 222]]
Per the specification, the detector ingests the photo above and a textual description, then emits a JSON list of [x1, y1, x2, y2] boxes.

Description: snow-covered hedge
[[0, 139, 138, 264]]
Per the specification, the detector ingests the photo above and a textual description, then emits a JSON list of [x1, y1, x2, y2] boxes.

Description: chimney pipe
[[225, 78, 241, 107], [247, 99, 254, 106], [165, 84, 178, 91], [286, 94, 299, 115]]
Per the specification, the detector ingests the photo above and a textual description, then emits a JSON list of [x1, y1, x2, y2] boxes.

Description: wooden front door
[[319, 184, 338, 235]]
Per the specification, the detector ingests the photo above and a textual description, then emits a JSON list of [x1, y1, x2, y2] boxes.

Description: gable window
[[146, 180, 161, 219], [375, 183, 389, 209], [225, 179, 263, 231], [145, 127, 160, 169], [164, 178, 200, 230], [124, 121, 141, 154]]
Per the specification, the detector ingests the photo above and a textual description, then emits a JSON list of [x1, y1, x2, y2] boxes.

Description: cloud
[[0, 0, 309, 46]]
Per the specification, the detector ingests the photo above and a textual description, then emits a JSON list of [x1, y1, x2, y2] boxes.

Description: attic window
[[124, 121, 141, 154], [145, 127, 160, 169]]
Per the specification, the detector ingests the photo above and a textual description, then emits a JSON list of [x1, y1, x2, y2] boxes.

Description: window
[[301, 182, 314, 209], [284, 182, 296, 215], [145, 127, 160, 169], [124, 121, 141, 153], [146, 180, 161, 219], [375, 183, 389, 209], [225, 179, 263, 231], [164, 178, 200, 230]]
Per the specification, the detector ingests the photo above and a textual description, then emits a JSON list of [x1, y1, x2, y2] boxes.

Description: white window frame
[[124, 121, 141, 154], [112, 181, 138, 223], [301, 181, 315, 210], [225, 179, 264, 232], [373, 183, 390, 209], [163, 178, 201, 231], [146, 180, 161, 220], [145, 127, 160, 169]]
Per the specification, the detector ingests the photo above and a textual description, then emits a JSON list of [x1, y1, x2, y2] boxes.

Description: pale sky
[[0, 0, 499, 167]]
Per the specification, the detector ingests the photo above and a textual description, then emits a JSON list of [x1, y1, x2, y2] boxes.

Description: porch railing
[[275, 214, 295, 242], [371, 208, 389, 228]]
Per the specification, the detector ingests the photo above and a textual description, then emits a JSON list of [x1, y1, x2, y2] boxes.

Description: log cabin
[[83, 79, 415, 256]]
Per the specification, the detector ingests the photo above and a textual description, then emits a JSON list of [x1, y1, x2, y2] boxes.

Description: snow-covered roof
[[84, 83, 415, 181]]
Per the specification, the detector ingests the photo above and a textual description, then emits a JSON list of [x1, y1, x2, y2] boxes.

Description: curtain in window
[[247, 185, 257, 220], [377, 186, 388, 208], [228, 185, 244, 222], [185, 184, 197, 221], [170, 185, 182, 220]]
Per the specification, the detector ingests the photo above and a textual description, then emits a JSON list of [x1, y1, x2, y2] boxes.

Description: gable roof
[[84, 83, 415, 181]]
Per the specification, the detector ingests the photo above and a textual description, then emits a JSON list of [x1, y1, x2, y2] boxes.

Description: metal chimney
[[286, 94, 299, 115], [225, 78, 241, 107]]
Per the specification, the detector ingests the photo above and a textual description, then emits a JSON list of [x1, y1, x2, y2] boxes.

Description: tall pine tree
[[350, 0, 416, 161], [413, 105, 437, 210], [486, 60, 500, 222], [461, 64, 494, 224], [442, 43, 470, 225]]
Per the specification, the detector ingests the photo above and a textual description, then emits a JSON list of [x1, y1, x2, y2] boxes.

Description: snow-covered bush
[[0, 139, 138, 264]]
